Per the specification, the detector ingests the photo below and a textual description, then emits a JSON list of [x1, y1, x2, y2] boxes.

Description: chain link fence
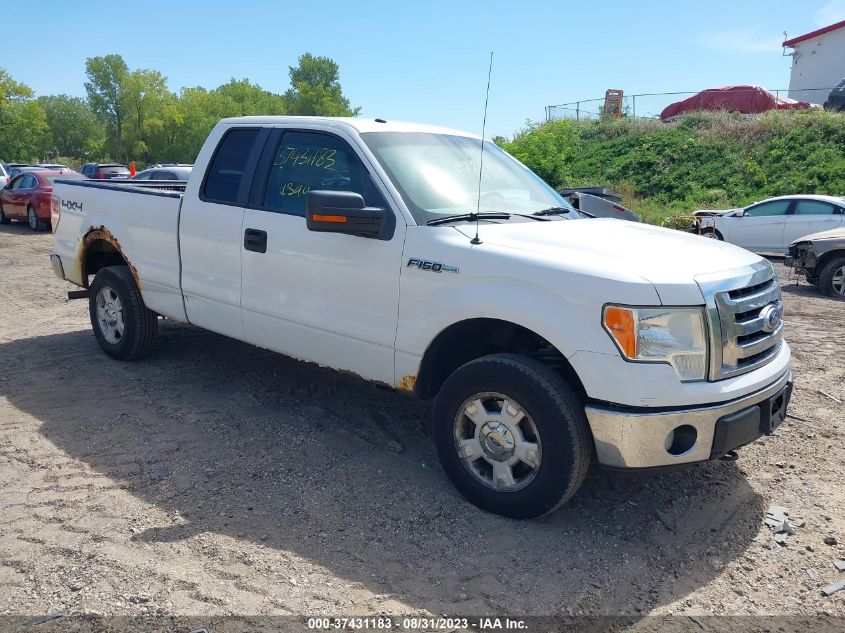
[[546, 87, 839, 121]]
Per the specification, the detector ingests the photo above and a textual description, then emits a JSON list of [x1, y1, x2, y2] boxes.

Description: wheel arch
[[80, 227, 141, 291], [815, 248, 845, 277], [413, 317, 587, 402]]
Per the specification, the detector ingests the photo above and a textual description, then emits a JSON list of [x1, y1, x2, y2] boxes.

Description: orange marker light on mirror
[[312, 214, 347, 223], [604, 306, 637, 357]]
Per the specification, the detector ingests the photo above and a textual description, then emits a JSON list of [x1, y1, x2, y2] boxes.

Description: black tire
[[700, 227, 723, 240], [0, 204, 10, 225], [27, 206, 46, 231], [88, 266, 158, 360], [818, 254, 845, 298], [432, 353, 591, 518]]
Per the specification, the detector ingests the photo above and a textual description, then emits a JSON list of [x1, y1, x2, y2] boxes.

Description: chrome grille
[[696, 261, 784, 380]]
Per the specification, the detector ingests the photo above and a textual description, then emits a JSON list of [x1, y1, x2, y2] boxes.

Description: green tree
[[38, 95, 105, 159], [284, 53, 359, 116], [123, 68, 172, 162], [84, 54, 129, 160], [0, 69, 49, 161]]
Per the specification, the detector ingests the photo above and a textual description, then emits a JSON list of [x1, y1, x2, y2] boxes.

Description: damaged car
[[786, 227, 845, 297]]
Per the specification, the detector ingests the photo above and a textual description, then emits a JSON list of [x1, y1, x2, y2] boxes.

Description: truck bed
[[51, 178, 187, 321]]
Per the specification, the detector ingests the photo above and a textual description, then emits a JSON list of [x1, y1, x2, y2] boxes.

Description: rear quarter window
[[203, 128, 260, 204]]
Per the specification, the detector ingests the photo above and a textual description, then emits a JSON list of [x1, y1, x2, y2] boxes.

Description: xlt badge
[[407, 258, 459, 274]]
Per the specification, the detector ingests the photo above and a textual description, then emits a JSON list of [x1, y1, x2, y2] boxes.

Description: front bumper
[[585, 368, 793, 468]]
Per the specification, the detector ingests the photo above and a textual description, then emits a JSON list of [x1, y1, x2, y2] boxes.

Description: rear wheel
[[27, 206, 46, 231], [819, 255, 845, 298], [432, 353, 591, 518], [89, 266, 158, 359]]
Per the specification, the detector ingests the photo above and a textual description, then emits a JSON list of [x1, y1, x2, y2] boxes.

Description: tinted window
[[9, 175, 25, 189], [262, 131, 385, 216], [793, 200, 836, 215], [152, 171, 176, 180], [132, 171, 153, 180], [21, 175, 38, 188], [203, 128, 259, 204], [745, 200, 791, 217]]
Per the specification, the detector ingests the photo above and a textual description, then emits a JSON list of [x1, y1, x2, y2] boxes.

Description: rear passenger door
[[239, 127, 405, 384], [782, 199, 844, 246], [179, 126, 269, 339]]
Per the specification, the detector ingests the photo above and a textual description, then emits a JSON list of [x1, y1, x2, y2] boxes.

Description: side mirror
[[306, 190, 387, 238]]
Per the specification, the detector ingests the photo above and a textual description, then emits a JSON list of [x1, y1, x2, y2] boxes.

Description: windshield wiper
[[426, 212, 511, 226], [532, 206, 576, 217]]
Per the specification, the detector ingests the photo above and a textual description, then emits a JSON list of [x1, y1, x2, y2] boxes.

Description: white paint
[[786, 25, 845, 104], [52, 116, 792, 419]]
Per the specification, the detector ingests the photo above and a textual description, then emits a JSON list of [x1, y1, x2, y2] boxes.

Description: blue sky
[[5, 0, 845, 137]]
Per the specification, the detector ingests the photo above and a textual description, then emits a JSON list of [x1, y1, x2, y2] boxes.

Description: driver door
[[726, 199, 792, 253], [3, 174, 34, 218], [239, 128, 406, 385]]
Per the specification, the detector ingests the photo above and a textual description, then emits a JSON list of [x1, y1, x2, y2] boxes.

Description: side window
[[133, 171, 152, 180], [9, 175, 25, 189], [203, 128, 260, 204], [21, 175, 36, 189], [744, 200, 791, 217], [262, 131, 385, 216], [793, 200, 835, 215], [153, 171, 176, 180]]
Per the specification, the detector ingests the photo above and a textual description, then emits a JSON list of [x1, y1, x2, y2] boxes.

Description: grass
[[500, 110, 845, 225]]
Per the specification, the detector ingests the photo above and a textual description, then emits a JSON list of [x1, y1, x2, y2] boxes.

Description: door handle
[[244, 228, 267, 253]]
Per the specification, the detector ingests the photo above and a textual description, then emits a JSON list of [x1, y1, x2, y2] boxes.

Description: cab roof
[[217, 116, 480, 139]]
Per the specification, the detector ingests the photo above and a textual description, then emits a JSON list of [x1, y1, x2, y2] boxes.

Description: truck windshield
[[361, 132, 578, 225]]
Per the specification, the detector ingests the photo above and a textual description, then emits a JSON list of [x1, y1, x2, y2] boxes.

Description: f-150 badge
[[407, 258, 459, 273]]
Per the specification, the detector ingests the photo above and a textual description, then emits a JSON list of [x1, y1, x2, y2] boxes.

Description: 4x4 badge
[[407, 258, 459, 274]]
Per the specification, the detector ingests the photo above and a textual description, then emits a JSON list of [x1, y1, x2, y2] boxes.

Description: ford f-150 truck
[[50, 116, 793, 518]]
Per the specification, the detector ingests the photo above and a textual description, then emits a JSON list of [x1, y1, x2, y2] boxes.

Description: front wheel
[[432, 353, 591, 518], [88, 266, 158, 359], [0, 204, 10, 225], [27, 206, 46, 231], [819, 255, 845, 298], [700, 227, 723, 240]]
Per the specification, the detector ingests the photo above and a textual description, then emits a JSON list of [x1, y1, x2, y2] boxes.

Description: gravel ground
[[0, 223, 843, 629]]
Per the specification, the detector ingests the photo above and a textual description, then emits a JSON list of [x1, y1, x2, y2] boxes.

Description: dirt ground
[[0, 223, 843, 629]]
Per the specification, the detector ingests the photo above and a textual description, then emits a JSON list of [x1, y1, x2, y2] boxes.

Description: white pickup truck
[[50, 116, 793, 518]]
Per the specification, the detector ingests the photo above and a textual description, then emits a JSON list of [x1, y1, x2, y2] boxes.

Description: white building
[[783, 19, 845, 105]]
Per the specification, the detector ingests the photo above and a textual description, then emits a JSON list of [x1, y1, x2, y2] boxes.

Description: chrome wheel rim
[[95, 286, 125, 344], [28, 208, 37, 230], [832, 265, 845, 296], [453, 392, 541, 492]]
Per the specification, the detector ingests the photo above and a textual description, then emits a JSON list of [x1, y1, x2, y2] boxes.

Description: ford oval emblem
[[760, 303, 783, 333]]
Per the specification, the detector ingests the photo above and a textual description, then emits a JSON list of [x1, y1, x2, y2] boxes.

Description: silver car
[[786, 227, 845, 297]]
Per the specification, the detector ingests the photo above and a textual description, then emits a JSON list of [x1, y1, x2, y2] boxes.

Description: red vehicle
[[0, 169, 84, 231]]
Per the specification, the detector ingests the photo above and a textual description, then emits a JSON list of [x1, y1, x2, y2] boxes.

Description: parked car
[[36, 163, 70, 170], [786, 227, 845, 297], [50, 116, 792, 518], [823, 77, 845, 113], [3, 162, 30, 173], [560, 189, 642, 222], [0, 169, 84, 230], [131, 165, 193, 181], [692, 195, 845, 253], [8, 165, 47, 179], [0, 164, 8, 186], [79, 163, 130, 180]]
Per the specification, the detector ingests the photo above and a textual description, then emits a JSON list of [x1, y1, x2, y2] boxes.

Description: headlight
[[603, 306, 708, 381]]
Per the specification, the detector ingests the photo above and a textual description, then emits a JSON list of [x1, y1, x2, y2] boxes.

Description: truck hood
[[459, 218, 762, 304]]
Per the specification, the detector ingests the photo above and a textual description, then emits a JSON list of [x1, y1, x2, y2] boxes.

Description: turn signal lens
[[604, 306, 637, 357]]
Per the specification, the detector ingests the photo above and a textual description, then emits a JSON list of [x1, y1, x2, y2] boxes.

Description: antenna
[[472, 51, 494, 246]]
